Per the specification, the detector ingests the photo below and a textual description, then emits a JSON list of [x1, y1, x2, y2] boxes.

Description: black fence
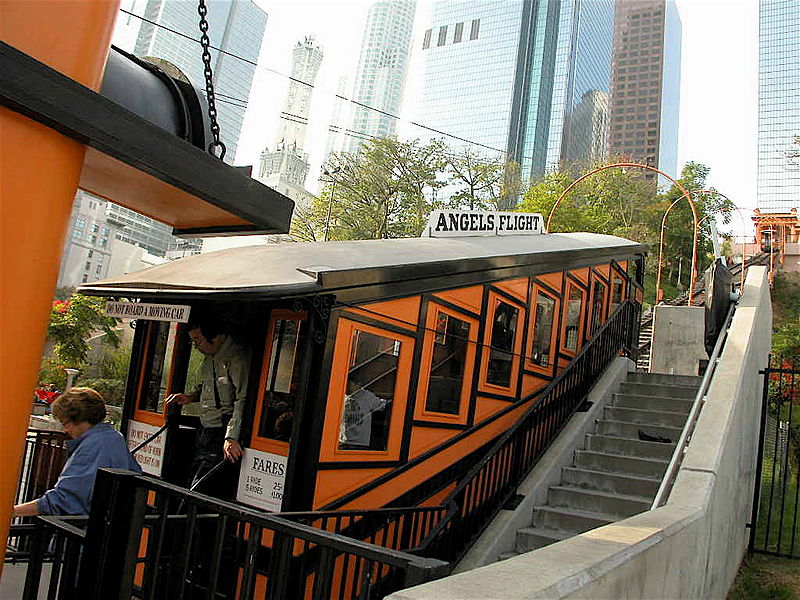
[[7, 428, 69, 558], [420, 299, 640, 563], [10, 301, 640, 598], [17, 469, 448, 600], [751, 355, 800, 558]]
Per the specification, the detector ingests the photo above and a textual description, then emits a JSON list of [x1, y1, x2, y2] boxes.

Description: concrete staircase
[[502, 371, 701, 558]]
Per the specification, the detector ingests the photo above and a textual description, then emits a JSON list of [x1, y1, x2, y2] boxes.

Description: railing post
[[21, 519, 46, 600], [401, 557, 450, 588], [77, 469, 148, 599], [750, 362, 772, 552]]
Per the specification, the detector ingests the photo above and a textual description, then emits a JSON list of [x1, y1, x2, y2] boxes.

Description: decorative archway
[[546, 162, 698, 304]]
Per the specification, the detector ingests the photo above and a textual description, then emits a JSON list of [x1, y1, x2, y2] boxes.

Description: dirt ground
[[729, 554, 800, 599]]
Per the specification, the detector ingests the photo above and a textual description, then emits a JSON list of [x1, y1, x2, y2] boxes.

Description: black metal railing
[[12, 301, 639, 598], [19, 469, 448, 600], [418, 300, 640, 563], [7, 428, 69, 558], [280, 506, 448, 553], [750, 355, 800, 558]]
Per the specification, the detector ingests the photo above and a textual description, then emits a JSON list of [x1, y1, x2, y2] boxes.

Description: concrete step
[[515, 526, 571, 552], [604, 405, 688, 428], [625, 372, 702, 387], [620, 381, 698, 399], [547, 485, 650, 518], [586, 434, 676, 460], [596, 419, 683, 441], [561, 466, 661, 498], [532, 505, 615, 534], [612, 393, 692, 415], [574, 449, 670, 479]]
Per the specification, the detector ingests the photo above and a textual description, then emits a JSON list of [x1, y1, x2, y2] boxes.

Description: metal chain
[[197, 0, 226, 160]]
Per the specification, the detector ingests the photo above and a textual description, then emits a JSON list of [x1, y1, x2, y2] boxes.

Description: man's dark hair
[[187, 311, 226, 341]]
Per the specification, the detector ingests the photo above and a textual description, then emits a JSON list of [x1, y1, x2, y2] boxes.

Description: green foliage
[[294, 138, 521, 242], [518, 161, 724, 303], [292, 137, 447, 241], [48, 293, 120, 367], [771, 272, 800, 356], [80, 341, 133, 406]]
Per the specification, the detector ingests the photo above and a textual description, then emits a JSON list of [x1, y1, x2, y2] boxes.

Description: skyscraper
[[134, 0, 267, 162], [345, 0, 416, 153], [415, 0, 616, 180], [757, 0, 800, 212], [416, 1, 524, 155], [259, 36, 324, 189], [512, 0, 615, 177], [608, 0, 681, 179]]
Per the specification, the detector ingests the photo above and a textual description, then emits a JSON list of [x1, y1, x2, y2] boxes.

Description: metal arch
[[546, 162, 699, 304]]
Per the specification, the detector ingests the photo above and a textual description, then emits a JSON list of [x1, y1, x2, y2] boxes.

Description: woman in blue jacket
[[12, 387, 142, 517]]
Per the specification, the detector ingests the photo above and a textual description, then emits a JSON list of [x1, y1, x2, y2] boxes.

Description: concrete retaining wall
[[388, 266, 771, 600]]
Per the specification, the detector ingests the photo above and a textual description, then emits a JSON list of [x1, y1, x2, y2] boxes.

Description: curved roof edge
[[80, 232, 648, 298]]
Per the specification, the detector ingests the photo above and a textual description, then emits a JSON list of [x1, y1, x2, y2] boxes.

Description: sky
[[112, 0, 760, 238]]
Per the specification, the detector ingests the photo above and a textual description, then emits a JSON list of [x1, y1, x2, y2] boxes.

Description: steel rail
[[650, 301, 737, 509]]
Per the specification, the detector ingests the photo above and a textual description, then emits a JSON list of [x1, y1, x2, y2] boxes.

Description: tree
[[517, 160, 725, 303], [295, 137, 447, 241], [445, 149, 504, 210], [47, 293, 120, 367]]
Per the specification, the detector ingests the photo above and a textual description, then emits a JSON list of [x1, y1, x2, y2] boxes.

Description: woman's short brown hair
[[52, 387, 107, 425]]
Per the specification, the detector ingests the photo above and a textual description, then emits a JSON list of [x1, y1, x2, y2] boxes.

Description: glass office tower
[[416, 0, 614, 180], [346, 0, 416, 154], [415, 0, 525, 155], [757, 0, 800, 212]]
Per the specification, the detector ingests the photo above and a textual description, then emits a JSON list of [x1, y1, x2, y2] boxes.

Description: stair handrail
[[650, 300, 737, 509], [414, 300, 640, 562]]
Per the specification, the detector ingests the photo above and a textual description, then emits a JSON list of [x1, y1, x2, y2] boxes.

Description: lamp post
[[546, 161, 698, 304], [64, 368, 80, 390], [322, 166, 341, 242]]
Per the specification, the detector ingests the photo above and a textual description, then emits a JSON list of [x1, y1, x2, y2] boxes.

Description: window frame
[[588, 274, 610, 337], [414, 302, 478, 424], [250, 309, 307, 455], [478, 291, 525, 396], [132, 320, 180, 426], [560, 281, 586, 356], [525, 286, 560, 376], [320, 319, 414, 462]]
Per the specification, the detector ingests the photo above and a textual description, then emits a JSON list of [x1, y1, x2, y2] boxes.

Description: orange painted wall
[[311, 258, 636, 510], [434, 286, 483, 313]]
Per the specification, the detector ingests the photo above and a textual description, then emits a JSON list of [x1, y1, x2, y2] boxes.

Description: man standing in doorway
[[166, 313, 250, 489]]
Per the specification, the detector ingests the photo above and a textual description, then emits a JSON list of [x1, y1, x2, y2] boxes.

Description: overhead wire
[[118, 7, 520, 159]]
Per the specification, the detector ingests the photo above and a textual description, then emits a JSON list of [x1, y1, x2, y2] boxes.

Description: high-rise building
[[415, 0, 616, 181], [416, 1, 523, 156], [57, 192, 121, 288], [345, 0, 416, 153], [513, 0, 616, 177], [608, 0, 681, 179], [323, 76, 353, 165], [757, 0, 800, 213], [259, 37, 324, 189], [133, 0, 267, 162]]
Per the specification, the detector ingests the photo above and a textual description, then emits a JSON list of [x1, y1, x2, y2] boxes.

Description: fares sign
[[126, 419, 165, 476], [424, 210, 544, 238], [236, 448, 288, 512], [105, 301, 191, 322]]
